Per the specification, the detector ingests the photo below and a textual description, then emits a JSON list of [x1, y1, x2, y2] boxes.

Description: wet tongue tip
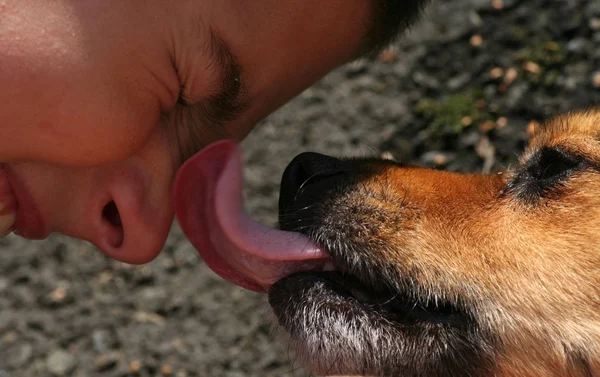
[[173, 140, 329, 292]]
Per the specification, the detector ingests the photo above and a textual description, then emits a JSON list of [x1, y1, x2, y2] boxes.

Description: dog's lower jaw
[[268, 273, 495, 377]]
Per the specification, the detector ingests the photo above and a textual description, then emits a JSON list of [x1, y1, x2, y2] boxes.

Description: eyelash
[[503, 147, 589, 203], [177, 87, 192, 107]]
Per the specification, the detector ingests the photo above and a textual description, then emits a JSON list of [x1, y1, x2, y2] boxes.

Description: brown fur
[[271, 109, 600, 377]]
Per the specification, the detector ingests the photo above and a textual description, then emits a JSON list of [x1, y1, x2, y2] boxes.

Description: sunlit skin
[[0, 0, 373, 263]]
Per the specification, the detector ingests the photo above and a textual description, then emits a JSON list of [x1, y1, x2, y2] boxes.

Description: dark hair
[[360, 0, 431, 58]]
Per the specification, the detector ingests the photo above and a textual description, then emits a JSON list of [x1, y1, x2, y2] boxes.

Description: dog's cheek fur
[[351, 167, 600, 376]]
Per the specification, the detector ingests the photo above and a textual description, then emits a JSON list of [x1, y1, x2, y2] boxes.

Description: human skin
[[0, 0, 372, 263]]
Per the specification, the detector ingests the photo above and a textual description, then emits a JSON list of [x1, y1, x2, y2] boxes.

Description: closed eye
[[504, 147, 589, 203], [526, 148, 585, 181]]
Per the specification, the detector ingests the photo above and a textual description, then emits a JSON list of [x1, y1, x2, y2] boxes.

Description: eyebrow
[[178, 30, 250, 128]]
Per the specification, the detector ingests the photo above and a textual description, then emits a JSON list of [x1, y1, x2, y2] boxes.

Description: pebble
[[491, 0, 504, 10], [504, 67, 518, 85], [94, 352, 120, 372], [447, 73, 472, 90], [161, 364, 174, 375], [129, 360, 142, 373], [5, 342, 33, 367], [470, 34, 483, 47], [527, 121, 540, 138], [422, 151, 456, 166], [522, 61, 541, 74], [489, 67, 504, 80], [46, 349, 77, 376], [566, 38, 588, 53], [593, 72, 600, 88]]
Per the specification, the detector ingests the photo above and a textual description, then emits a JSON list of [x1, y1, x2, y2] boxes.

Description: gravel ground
[[1, 0, 600, 376]]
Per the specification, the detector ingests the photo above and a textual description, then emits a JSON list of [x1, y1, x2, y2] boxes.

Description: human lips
[[1, 164, 49, 239], [173, 140, 331, 292]]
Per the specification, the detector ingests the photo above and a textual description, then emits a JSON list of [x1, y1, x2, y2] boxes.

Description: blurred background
[[1, 0, 599, 376]]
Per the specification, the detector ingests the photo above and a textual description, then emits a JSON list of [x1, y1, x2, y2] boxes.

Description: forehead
[[535, 110, 600, 140], [524, 109, 600, 162]]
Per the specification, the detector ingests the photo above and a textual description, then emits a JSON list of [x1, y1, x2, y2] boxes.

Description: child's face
[[0, 0, 371, 263]]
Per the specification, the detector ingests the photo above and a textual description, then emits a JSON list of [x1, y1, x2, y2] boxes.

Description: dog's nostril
[[102, 201, 122, 228], [280, 152, 349, 207]]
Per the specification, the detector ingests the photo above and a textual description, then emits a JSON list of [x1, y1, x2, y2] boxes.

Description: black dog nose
[[279, 152, 349, 211]]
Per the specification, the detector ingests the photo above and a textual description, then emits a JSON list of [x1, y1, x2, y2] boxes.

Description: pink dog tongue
[[173, 140, 329, 292]]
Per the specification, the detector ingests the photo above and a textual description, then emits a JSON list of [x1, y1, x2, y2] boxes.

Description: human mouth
[[173, 140, 331, 292], [1, 165, 49, 239]]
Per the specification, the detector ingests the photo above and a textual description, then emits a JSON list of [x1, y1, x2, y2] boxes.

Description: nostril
[[281, 153, 349, 193], [279, 152, 350, 211], [102, 201, 122, 227], [102, 201, 124, 248]]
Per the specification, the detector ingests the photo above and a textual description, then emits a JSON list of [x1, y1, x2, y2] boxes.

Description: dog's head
[[270, 110, 600, 377]]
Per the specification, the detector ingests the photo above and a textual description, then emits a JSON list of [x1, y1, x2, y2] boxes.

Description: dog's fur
[[270, 109, 600, 377]]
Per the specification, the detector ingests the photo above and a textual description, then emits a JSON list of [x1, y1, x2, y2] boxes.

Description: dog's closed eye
[[526, 147, 585, 181], [505, 147, 589, 203]]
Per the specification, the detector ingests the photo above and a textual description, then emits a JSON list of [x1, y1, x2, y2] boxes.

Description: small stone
[[379, 48, 397, 63], [2, 331, 18, 344], [175, 370, 188, 377], [345, 60, 369, 78], [470, 34, 483, 47], [447, 73, 471, 90], [94, 352, 120, 372], [380, 151, 395, 161], [593, 72, 600, 88], [97, 271, 113, 284], [129, 360, 142, 373], [92, 330, 107, 353], [527, 121, 540, 138], [479, 120, 496, 133], [47, 349, 77, 376], [161, 364, 174, 376], [476, 136, 496, 174], [422, 151, 455, 166], [0, 278, 8, 292], [489, 67, 504, 80], [590, 18, 600, 31], [50, 287, 67, 302], [522, 61, 541, 74], [433, 155, 448, 166], [5, 342, 33, 367], [504, 68, 518, 85], [567, 38, 587, 53], [496, 117, 508, 129], [413, 71, 440, 89], [133, 311, 166, 326], [491, 0, 503, 10]]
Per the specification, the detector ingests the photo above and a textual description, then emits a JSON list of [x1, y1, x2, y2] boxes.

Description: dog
[[269, 109, 600, 377]]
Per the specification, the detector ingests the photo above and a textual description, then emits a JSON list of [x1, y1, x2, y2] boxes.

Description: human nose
[[85, 166, 174, 264]]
